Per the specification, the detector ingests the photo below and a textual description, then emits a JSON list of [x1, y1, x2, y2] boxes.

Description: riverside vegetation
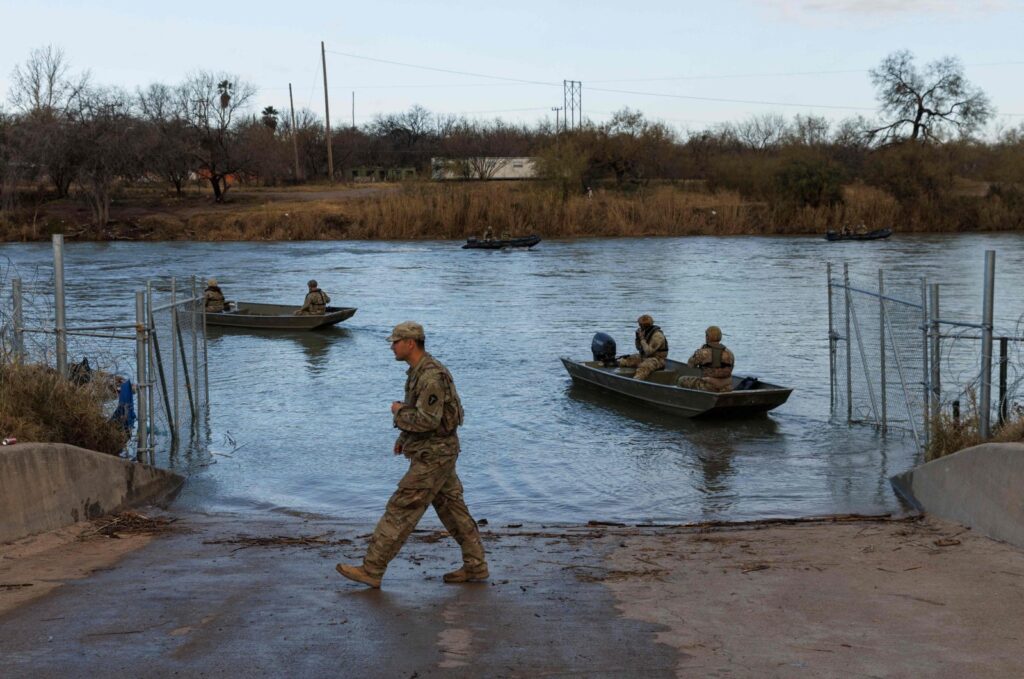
[[2, 47, 1023, 241], [0, 361, 128, 455]]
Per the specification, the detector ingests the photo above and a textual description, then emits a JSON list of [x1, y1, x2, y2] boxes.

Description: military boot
[[443, 565, 490, 583], [336, 563, 381, 588]]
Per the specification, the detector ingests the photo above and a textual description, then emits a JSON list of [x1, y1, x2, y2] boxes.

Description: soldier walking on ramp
[[336, 321, 489, 589]]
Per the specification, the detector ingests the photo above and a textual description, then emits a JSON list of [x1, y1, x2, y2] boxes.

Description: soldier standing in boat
[[678, 325, 735, 392], [295, 279, 330, 315], [618, 314, 668, 381], [204, 278, 226, 312], [336, 321, 489, 589]]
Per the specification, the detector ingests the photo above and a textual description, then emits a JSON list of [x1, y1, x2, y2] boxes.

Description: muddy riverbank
[[2, 511, 1022, 677]]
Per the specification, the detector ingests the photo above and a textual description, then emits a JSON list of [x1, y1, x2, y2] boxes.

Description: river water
[[3, 234, 1022, 524]]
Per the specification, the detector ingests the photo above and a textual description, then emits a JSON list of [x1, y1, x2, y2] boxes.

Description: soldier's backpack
[[436, 364, 465, 435]]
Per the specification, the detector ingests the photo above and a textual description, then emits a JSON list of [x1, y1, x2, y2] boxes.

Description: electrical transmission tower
[[563, 80, 582, 130]]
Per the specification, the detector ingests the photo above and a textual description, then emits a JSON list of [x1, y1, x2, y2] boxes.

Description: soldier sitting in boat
[[678, 326, 734, 392], [482, 225, 494, 241], [204, 278, 226, 312], [618, 314, 668, 381], [295, 279, 330, 315]]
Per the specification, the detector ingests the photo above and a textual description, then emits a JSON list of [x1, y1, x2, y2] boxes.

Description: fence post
[[878, 269, 887, 431], [827, 263, 835, 412], [844, 263, 852, 423], [52, 234, 67, 377], [12, 277, 24, 363], [999, 337, 1009, 427], [146, 281, 156, 458], [190, 275, 200, 430], [135, 291, 148, 459], [979, 250, 995, 439], [171, 277, 179, 439], [921, 279, 930, 450], [930, 284, 941, 423]]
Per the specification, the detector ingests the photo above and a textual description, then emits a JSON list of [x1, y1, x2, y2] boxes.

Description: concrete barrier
[[891, 442, 1024, 549], [0, 442, 184, 543]]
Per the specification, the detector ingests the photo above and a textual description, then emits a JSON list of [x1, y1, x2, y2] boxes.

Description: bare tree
[[137, 83, 194, 196], [868, 50, 992, 144], [8, 45, 89, 115], [180, 71, 256, 201], [8, 46, 91, 197], [733, 113, 789, 151], [74, 87, 141, 227]]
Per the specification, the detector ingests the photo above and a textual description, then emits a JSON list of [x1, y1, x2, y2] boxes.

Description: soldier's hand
[[393, 441, 403, 455], [391, 400, 404, 415]]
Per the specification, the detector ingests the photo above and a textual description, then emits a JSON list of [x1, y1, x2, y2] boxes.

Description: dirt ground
[[2, 512, 1023, 677]]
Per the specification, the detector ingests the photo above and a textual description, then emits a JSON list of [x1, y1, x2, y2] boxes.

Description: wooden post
[[289, 83, 301, 181], [321, 41, 334, 183]]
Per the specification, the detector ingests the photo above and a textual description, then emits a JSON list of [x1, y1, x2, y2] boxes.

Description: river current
[[3, 234, 1022, 523]]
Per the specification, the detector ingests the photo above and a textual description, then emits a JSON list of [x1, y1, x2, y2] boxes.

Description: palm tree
[[217, 80, 233, 109], [261, 106, 280, 131]]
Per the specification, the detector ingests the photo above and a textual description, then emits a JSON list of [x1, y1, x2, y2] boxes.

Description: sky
[[2, 0, 1022, 134]]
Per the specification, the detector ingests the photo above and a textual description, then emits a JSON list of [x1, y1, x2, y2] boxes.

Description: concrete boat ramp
[[3, 442, 1024, 676]]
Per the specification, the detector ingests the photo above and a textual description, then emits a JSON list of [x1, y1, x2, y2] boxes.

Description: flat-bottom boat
[[462, 234, 541, 249], [561, 357, 792, 418], [825, 228, 892, 242], [205, 302, 357, 330]]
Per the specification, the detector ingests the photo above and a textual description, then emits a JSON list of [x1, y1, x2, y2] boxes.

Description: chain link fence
[[829, 253, 1024, 450], [2, 237, 208, 461]]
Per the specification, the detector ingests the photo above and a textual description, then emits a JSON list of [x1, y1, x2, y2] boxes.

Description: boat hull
[[462, 235, 541, 249], [561, 358, 792, 419], [205, 303, 357, 330], [825, 228, 892, 242]]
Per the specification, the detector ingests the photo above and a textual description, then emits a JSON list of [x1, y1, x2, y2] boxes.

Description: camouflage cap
[[637, 314, 654, 325], [207, 278, 217, 287], [307, 279, 318, 288], [705, 325, 723, 342], [387, 321, 425, 343]]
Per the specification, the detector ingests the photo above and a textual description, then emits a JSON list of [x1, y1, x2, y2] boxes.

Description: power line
[[324, 48, 559, 87], [586, 85, 876, 111]]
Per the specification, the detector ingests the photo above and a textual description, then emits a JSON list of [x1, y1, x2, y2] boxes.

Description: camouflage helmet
[[705, 325, 723, 342], [207, 278, 217, 287], [307, 279, 318, 288], [637, 314, 654, 326], [387, 321, 425, 343]]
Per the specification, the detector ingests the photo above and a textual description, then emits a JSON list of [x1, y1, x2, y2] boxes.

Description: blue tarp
[[111, 379, 136, 432]]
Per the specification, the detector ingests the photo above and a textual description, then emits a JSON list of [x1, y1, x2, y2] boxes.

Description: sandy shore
[[2, 511, 1022, 677]]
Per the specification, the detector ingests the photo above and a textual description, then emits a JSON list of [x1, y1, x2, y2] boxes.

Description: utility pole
[[352, 91, 355, 129], [551, 106, 562, 132], [321, 41, 334, 183], [288, 83, 301, 181], [563, 80, 582, 130]]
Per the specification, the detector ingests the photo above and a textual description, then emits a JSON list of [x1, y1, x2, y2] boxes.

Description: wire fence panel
[[830, 261, 1024, 448], [830, 268, 927, 446], [147, 281, 209, 450]]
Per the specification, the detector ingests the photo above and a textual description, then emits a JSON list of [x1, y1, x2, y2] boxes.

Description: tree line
[[2, 46, 1022, 229]]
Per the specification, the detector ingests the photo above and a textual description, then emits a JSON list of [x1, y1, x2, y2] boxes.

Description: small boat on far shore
[[462, 234, 541, 250], [205, 302, 357, 330], [825, 228, 893, 242]]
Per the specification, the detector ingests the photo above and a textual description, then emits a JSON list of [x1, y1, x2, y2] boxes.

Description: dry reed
[[0, 362, 128, 455]]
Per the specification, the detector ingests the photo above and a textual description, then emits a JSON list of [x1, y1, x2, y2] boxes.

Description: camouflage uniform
[[297, 287, 330, 315], [363, 353, 487, 579], [204, 285, 225, 312], [679, 342, 735, 392], [619, 325, 668, 381]]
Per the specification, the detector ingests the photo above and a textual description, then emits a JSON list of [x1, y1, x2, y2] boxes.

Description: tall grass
[[2, 180, 1020, 242], [0, 362, 128, 455], [925, 401, 1024, 462]]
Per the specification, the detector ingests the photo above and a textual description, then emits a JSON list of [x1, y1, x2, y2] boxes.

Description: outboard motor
[[591, 332, 618, 366]]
